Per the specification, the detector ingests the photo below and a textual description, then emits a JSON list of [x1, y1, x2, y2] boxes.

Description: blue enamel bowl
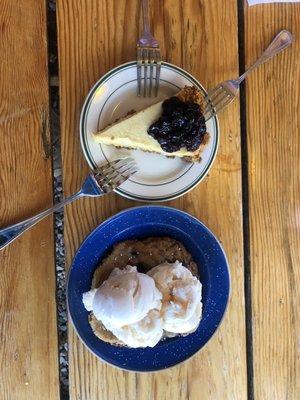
[[67, 206, 230, 371]]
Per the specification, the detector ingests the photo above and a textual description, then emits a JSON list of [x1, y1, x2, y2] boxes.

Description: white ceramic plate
[[80, 61, 219, 202]]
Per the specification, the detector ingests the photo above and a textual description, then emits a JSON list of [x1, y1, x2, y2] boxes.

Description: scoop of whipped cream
[[82, 265, 163, 348], [147, 261, 202, 334]]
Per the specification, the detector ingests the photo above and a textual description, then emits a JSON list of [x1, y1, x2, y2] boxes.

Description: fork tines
[[204, 84, 236, 122], [137, 46, 161, 97], [95, 158, 138, 192]]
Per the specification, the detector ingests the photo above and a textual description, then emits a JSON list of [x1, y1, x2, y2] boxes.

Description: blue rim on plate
[[67, 206, 230, 372], [79, 61, 220, 202]]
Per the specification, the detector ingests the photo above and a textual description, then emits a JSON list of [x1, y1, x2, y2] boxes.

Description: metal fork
[[204, 30, 293, 122], [0, 158, 137, 251], [137, 0, 161, 97]]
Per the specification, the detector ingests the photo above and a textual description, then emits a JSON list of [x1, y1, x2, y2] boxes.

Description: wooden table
[[1, 1, 299, 399]]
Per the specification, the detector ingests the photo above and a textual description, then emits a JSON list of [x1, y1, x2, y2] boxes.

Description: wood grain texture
[[244, 2, 300, 399], [57, 1, 247, 398], [0, 1, 59, 399]]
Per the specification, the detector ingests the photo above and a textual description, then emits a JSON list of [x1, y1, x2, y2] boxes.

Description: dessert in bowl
[[67, 206, 230, 371], [82, 237, 202, 348]]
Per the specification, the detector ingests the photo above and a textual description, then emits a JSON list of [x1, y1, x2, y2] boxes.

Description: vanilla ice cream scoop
[[82, 265, 163, 347], [110, 309, 163, 348], [147, 261, 202, 334]]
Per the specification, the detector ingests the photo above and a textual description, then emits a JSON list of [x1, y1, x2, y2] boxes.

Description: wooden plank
[[0, 1, 59, 399], [57, 1, 247, 398], [244, 3, 300, 399]]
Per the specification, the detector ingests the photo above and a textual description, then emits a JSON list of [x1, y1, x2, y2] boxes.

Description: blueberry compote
[[147, 96, 206, 153]]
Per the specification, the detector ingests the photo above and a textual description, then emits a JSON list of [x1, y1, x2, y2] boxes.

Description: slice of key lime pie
[[93, 86, 209, 163]]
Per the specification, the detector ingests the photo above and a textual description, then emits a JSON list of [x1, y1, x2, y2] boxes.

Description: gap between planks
[[237, 1, 254, 399]]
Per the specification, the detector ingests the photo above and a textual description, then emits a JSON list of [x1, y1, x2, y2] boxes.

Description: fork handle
[[237, 30, 293, 84], [141, 0, 151, 35], [0, 191, 84, 251]]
